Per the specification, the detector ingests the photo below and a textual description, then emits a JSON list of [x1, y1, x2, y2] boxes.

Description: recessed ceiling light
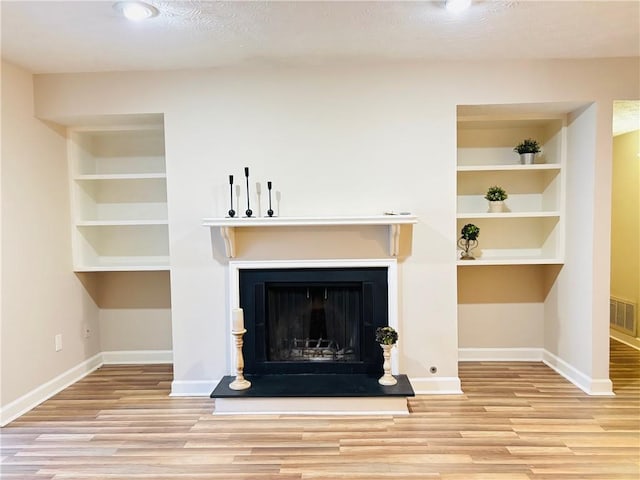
[[113, 1, 159, 21], [445, 0, 472, 13]]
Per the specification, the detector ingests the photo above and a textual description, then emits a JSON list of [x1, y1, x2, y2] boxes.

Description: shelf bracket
[[389, 224, 401, 257], [220, 226, 236, 258]]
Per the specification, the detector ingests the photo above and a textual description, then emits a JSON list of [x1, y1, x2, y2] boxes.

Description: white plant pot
[[488, 201, 505, 213]]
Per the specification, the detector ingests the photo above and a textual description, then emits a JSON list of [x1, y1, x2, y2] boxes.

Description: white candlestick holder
[[378, 343, 397, 386], [229, 329, 251, 390]]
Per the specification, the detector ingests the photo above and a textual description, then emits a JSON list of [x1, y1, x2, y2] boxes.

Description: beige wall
[[458, 265, 548, 349], [611, 129, 640, 340], [27, 57, 640, 395], [94, 271, 172, 352], [0, 61, 101, 411]]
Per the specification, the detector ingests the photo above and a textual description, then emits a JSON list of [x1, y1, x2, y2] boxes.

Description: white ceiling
[[2, 0, 639, 74], [1, 1, 638, 133]]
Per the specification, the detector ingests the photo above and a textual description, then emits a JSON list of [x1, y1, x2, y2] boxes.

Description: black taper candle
[[227, 175, 235, 217], [244, 167, 252, 217], [267, 181, 274, 217]]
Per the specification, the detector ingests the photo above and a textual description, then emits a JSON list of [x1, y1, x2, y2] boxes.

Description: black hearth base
[[210, 373, 414, 398]]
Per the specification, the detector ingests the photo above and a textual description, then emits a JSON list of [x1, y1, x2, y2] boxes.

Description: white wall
[[0, 61, 101, 418], [544, 104, 605, 392], [160, 67, 459, 393], [31, 58, 640, 395]]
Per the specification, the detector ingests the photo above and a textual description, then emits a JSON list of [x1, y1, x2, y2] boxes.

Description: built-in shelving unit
[[202, 215, 418, 258], [456, 106, 566, 265], [68, 121, 169, 271]]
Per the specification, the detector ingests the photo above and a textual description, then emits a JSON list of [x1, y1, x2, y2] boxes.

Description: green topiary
[[485, 185, 508, 202], [460, 223, 480, 241], [514, 138, 541, 154], [375, 326, 398, 345]]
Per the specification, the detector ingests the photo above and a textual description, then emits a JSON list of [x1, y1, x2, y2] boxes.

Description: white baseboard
[[458, 347, 544, 362], [457, 347, 614, 396], [1, 350, 174, 426], [408, 376, 462, 395], [0, 353, 103, 427], [2, 344, 616, 426], [610, 330, 640, 351], [170, 380, 218, 397], [102, 350, 173, 364], [542, 350, 614, 396]]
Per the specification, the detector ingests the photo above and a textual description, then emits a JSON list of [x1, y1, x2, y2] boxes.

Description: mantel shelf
[[202, 215, 418, 258]]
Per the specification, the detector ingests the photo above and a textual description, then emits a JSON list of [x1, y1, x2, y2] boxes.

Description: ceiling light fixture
[[445, 0, 472, 13], [113, 1, 159, 21]]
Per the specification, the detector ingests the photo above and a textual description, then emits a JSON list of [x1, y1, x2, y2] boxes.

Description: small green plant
[[514, 138, 541, 154], [375, 326, 398, 345], [460, 223, 480, 241], [484, 185, 508, 202]]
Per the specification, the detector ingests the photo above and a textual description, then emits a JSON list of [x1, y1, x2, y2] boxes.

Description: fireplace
[[238, 266, 390, 375]]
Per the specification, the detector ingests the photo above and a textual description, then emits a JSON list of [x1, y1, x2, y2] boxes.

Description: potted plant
[[376, 326, 398, 385], [376, 326, 398, 346], [514, 138, 541, 164], [484, 185, 508, 213], [458, 223, 480, 260]]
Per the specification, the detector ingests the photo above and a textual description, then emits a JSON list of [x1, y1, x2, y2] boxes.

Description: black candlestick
[[227, 175, 236, 217], [244, 167, 252, 217], [267, 181, 274, 217]]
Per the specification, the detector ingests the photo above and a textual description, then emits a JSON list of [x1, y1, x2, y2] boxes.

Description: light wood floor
[[1, 339, 638, 479]]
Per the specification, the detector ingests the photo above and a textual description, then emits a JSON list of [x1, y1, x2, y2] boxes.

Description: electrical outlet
[[55, 334, 63, 352]]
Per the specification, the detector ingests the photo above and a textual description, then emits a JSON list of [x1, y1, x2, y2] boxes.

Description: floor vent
[[610, 297, 637, 336]]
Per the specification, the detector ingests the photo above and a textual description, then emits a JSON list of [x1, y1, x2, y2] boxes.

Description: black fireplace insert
[[239, 267, 389, 375]]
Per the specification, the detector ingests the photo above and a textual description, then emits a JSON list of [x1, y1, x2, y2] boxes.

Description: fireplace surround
[[228, 259, 399, 377], [205, 218, 416, 413]]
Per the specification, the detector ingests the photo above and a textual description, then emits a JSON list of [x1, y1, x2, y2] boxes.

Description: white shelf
[[68, 121, 169, 272], [74, 173, 167, 180], [69, 126, 165, 175], [76, 220, 169, 226], [457, 164, 561, 172], [457, 211, 560, 219], [202, 215, 418, 258], [457, 257, 564, 266], [74, 256, 170, 272], [456, 105, 566, 265], [203, 215, 417, 228]]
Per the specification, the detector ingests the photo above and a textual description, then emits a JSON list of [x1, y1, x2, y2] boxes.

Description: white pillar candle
[[232, 308, 244, 332]]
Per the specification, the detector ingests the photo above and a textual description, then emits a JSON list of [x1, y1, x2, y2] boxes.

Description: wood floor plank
[[1, 338, 638, 479]]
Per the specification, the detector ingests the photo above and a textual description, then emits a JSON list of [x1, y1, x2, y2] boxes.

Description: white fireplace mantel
[[202, 215, 418, 258]]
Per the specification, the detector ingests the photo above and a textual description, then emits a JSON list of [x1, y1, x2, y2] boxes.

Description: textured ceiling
[[1, 1, 639, 74], [613, 100, 640, 136], [2, 1, 638, 132]]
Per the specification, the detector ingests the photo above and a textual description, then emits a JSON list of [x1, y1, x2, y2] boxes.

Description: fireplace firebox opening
[[239, 267, 389, 375]]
